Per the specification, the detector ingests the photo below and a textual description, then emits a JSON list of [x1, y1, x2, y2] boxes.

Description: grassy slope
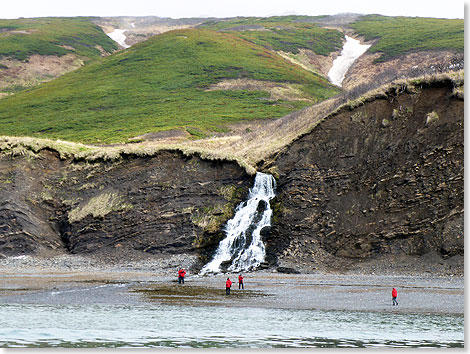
[[0, 17, 118, 61], [0, 28, 339, 143], [199, 16, 344, 55], [350, 15, 464, 62]]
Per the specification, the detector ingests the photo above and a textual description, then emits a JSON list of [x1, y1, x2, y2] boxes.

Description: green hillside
[[351, 15, 464, 62], [0, 17, 118, 61], [0, 28, 339, 143], [199, 16, 344, 55]]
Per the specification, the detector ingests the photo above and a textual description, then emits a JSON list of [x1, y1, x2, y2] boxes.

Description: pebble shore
[[0, 254, 463, 315]]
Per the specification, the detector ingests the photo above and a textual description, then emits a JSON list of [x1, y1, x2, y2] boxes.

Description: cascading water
[[200, 172, 276, 274]]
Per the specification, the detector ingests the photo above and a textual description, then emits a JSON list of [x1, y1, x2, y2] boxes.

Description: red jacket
[[226, 279, 232, 288], [392, 288, 397, 297], [238, 276, 244, 283], [178, 269, 186, 277]]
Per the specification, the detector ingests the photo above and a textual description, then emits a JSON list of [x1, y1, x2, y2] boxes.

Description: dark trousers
[[226, 287, 230, 295], [178, 276, 184, 284], [392, 297, 398, 306], [239, 282, 244, 289]]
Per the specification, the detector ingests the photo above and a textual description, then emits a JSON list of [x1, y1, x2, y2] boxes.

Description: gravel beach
[[0, 254, 463, 315]]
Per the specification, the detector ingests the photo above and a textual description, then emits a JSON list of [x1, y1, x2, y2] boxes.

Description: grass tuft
[[68, 192, 132, 223]]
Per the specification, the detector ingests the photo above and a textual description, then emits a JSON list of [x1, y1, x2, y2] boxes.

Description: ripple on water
[[0, 304, 464, 348]]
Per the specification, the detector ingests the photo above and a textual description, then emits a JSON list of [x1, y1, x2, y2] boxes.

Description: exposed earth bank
[[262, 79, 463, 275], [0, 78, 463, 276]]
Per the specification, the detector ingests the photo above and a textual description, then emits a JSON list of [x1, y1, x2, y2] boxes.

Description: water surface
[[0, 303, 463, 348]]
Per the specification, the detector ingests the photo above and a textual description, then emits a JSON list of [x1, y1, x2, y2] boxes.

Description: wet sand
[[0, 255, 463, 315]]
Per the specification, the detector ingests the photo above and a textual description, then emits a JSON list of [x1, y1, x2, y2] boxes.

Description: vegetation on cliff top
[[0, 72, 462, 174], [0, 28, 338, 143], [351, 15, 464, 62], [0, 17, 117, 61], [199, 16, 344, 55]]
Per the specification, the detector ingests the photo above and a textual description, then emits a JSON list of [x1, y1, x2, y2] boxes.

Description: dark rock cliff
[[263, 81, 463, 273], [0, 149, 252, 266], [0, 79, 464, 275]]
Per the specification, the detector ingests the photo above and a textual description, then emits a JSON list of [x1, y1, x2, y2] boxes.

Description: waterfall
[[200, 172, 276, 274]]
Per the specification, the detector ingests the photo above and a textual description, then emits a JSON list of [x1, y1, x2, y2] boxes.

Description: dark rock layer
[[263, 82, 463, 271], [0, 150, 252, 267], [0, 81, 464, 275]]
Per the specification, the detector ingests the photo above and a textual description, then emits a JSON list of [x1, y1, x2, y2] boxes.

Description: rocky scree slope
[[263, 80, 463, 273]]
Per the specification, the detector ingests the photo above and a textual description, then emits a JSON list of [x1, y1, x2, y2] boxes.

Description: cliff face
[[0, 80, 464, 275], [264, 81, 463, 272], [0, 150, 251, 265]]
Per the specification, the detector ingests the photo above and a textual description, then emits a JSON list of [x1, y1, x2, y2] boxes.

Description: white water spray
[[328, 35, 371, 87], [200, 172, 276, 274]]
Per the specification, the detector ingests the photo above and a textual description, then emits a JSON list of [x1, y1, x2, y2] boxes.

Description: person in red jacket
[[226, 277, 232, 295], [178, 268, 186, 284], [392, 288, 398, 306], [238, 274, 244, 290]]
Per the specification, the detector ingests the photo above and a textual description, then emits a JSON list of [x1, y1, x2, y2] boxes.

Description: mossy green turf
[[351, 15, 464, 62], [199, 16, 344, 55], [0, 17, 118, 61], [0, 28, 339, 144]]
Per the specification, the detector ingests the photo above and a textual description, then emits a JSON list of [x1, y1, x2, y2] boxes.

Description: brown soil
[[278, 48, 341, 77], [343, 50, 461, 90], [122, 25, 197, 46], [206, 79, 313, 102], [0, 54, 84, 94]]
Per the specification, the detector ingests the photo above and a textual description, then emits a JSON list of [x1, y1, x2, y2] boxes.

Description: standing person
[[226, 277, 232, 295], [238, 274, 244, 290], [392, 287, 398, 306], [178, 268, 186, 284]]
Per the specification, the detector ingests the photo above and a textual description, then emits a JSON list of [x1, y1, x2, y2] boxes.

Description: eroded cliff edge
[[0, 78, 464, 275], [0, 149, 252, 267], [262, 79, 463, 274]]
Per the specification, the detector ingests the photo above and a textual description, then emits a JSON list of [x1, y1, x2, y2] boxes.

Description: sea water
[[0, 303, 463, 348]]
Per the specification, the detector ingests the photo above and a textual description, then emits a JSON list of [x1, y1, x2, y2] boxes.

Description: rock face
[[0, 79, 464, 275], [0, 149, 252, 266], [263, 81, 463, 271], [0, 150, 65, 255]]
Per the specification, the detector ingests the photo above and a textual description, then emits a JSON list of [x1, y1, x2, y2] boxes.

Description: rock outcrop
[[263, 80, 463, 272], [0, 149, 252, 267], [0, 78, 464, 275]]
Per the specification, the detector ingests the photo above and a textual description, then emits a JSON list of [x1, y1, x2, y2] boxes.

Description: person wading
[[392, 288, 398, 306], [238, 274, 244, 290], [226, 277, 232, 295], [178, 268, 186, 284]]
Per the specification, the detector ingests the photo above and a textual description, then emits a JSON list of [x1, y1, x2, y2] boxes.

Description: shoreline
[[0, 254, 463, 316]]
